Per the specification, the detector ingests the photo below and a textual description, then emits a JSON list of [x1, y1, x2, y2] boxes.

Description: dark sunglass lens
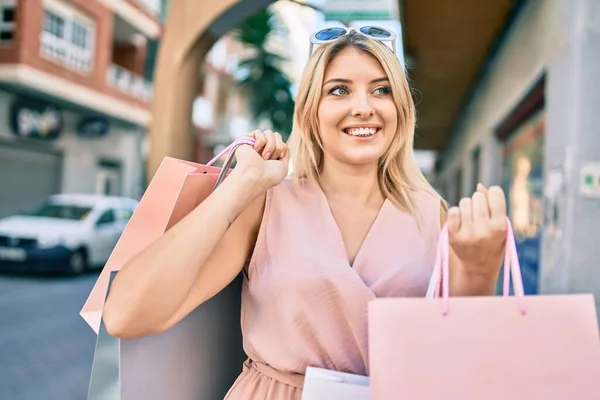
[[315, 28, 346, 41], [360, 26, 391, 38]]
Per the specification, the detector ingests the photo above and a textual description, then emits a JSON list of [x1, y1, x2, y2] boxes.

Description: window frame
[[40, 0, 95, 74], [0, 0, 16, 44]]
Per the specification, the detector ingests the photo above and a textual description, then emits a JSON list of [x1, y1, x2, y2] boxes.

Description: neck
[[318, 157, 383, 206]]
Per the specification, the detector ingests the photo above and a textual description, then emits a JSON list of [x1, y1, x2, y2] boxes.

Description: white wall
[[59, 122, 144, 198], [0, 91, 144, 199], [437, 0, 563, 195]]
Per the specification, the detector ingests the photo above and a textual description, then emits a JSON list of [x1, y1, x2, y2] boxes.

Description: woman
[[103, 28, 507, 399]]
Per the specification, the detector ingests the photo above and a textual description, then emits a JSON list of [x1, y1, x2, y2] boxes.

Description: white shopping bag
[[302, 367, 370, 400], [425, 254, 440, 299]]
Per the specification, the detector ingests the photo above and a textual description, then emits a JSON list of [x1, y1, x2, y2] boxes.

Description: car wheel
[[68, 249, 88, 275]]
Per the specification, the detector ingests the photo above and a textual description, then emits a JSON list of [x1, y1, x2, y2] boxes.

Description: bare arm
[[103, 129, 289, 339], [103, 169, 265, 338]]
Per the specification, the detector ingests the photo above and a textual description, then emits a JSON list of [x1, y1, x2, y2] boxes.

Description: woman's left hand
[[447, 184, 508, 289]]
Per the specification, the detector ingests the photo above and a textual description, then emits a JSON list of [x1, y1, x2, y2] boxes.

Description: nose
[[351, 94, 374, 118]]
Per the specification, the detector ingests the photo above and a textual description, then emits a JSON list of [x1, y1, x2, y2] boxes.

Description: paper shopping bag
[[369, 219, 600, 400], [301, 367, 370, 400], [87, 271, 119, 400], [83, 137, 255, 400]]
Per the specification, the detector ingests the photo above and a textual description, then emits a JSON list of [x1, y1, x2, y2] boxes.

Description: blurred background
[[0, 0, 599, 398]]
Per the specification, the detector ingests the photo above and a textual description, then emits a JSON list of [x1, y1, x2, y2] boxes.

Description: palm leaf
[[231, 7, 295, 140]]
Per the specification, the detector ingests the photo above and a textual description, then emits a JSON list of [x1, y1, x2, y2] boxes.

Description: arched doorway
[[147, 0, 275, 181]]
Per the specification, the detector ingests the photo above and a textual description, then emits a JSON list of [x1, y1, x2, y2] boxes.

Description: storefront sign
[[580, 162, 600, 198], [77, 117, 110, 139], [9, 97, 63, 140], [544, 167, 564, 237], [324, 0, 395, 21]]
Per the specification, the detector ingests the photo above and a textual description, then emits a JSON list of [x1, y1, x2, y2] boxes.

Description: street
[[0, 272, 99, 400]]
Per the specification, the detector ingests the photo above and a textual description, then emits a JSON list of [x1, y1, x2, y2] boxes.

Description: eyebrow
[[323, 76, 389, 85]]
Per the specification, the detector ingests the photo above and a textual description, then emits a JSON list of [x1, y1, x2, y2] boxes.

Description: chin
[[340, 149, 385, 166]]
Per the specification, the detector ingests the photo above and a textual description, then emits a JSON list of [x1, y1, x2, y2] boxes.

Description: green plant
[[233, 7, 296, 140]]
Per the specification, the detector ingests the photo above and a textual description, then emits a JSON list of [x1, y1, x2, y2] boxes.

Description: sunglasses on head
[[309, 26, 397, 55]]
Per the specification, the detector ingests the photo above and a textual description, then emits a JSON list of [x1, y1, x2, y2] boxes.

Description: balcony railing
[[134, 0, 161, 17], [107, 64, 153, 103], [40, 31, 93, 74]]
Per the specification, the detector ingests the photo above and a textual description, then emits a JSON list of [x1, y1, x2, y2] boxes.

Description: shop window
[[40, 0, 95, 74], [496, 75, 545, 295], [0, 0, 15, 43]]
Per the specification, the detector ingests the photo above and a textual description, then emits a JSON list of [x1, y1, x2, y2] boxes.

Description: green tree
[[233, 7, 296, 140]]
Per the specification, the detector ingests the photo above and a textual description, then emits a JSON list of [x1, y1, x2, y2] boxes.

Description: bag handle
[[431, 217, 526, 316], [205, 137, 256, 189]]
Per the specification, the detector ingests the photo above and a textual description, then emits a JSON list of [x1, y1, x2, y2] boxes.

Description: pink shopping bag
[[82, 138, 255, 400], [369, 219, 600, 400]]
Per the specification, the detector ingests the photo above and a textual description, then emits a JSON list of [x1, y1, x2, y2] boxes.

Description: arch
[[148, 0, 276, 181]]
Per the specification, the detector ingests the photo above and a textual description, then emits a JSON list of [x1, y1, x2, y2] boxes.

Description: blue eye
[[329, 86, 349, 96], [375, 86, 391, 95]]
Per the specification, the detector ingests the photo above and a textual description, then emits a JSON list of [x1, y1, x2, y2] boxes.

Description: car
[[0, 194, 139, 275]]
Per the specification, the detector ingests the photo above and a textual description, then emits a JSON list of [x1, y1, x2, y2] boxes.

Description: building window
[[0, 0, 15, 43], [40, 0, 94, 73]]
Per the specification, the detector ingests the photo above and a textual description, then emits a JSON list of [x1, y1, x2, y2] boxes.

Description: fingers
[[447, 206, 461, 235], [247, 130, 287, 160], [249, 130, 266, 153], [458, 197, 473, 235], [452, 185, 506, 239], [448, 185, 508, 273], [272, 132, 286, 160], [472, 192, 490, 221], [449, 192, 489, 238], [261, 130, 276, 159], [476, 183, 489, 195], [488, 185, 507, 230]]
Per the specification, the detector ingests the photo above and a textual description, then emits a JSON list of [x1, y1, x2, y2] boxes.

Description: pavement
[[0, 272, 99, 400]]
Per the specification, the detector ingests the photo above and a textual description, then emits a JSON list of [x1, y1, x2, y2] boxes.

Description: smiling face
[[317, 47, 398, 167]]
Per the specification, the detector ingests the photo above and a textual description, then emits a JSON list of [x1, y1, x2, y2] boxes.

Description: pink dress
[[224, 178, 441, 399]]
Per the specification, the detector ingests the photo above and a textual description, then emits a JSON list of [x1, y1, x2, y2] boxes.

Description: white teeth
[[345, 127, 378, 137]]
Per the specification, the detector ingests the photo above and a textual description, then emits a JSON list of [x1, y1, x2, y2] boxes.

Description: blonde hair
[[288, 32, 447, 232]]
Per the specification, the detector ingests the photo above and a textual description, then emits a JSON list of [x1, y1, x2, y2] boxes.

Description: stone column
[[147, 0, 276, 182]]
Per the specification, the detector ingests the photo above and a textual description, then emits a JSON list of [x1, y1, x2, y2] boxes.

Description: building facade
[[435, 0, 600, 313], [0, 0, 162, 217]]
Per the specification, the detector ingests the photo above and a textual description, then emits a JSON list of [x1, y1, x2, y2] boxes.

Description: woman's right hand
[[233, 129, 289, 190]]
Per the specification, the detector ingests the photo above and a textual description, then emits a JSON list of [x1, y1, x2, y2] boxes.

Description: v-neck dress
[[224, 177, 441, 400]]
